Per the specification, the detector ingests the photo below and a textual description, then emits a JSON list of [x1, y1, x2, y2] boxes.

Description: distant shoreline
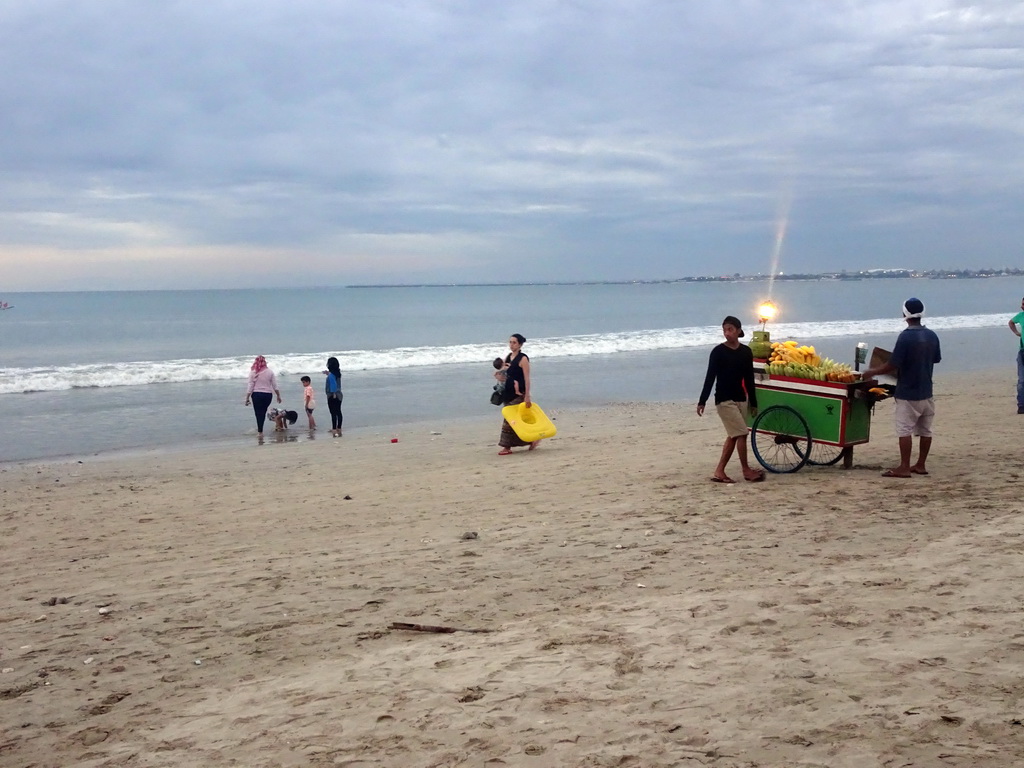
[[5, 269, 1022, 294], [347, 269, 1024, 289]]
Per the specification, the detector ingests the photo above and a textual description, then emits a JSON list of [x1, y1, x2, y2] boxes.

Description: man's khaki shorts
[[894, 398, 935, 438], [716, 400, 750, 439]]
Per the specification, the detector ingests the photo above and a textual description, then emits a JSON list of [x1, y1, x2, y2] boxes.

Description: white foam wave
[[0, 313, 1005, 394]]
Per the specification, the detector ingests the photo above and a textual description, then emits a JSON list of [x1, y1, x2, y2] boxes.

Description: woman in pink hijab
[[243, 355, 282, 438]]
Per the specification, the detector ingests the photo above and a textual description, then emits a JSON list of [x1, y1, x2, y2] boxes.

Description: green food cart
[[747, 365, 876, 472]]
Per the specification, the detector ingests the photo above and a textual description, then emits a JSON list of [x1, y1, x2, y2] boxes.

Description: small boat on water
[[0, 301, 12, 310]]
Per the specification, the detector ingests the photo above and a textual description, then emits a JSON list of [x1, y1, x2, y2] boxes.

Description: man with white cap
[[860, 298, 942, 478]]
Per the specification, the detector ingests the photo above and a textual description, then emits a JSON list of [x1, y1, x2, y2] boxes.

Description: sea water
[[1, 277, 1021, 463]]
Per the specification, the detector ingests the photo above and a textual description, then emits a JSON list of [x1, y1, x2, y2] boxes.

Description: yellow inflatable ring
[[501, 401, 557, 442]]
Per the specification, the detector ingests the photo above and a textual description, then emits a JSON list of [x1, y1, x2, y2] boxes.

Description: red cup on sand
[[390, 438, 398, 443]]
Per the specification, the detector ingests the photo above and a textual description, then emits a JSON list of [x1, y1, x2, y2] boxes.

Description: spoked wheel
[[750, 405, 811, 473], [799, 441, 845, 466]]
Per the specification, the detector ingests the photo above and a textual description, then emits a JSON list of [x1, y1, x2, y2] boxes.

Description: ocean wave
[[0, 313, 1005, 394]]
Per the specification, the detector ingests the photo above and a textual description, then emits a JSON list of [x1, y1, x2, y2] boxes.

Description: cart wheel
[[750, 405, 811, 473], [799, 442, 845, 466]]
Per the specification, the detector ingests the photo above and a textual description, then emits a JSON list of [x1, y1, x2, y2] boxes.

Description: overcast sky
[[1, 1, 1022, 290]]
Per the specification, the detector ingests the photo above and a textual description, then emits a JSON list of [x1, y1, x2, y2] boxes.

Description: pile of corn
[[765, 340, 858, 382]]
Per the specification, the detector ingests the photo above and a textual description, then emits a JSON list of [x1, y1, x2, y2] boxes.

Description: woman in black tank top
[[497, 333, 538, 455]]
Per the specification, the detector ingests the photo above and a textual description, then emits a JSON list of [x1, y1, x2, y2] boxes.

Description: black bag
[[490, 390, 504, 406]]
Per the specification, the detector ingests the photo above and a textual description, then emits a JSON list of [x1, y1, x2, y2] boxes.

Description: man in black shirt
[[697, 316, 764, 483]]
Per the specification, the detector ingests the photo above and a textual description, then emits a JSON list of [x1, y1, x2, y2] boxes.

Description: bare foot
[[528, 441, 539, 451], [881, 468, 912, 478], [710, 475, 735, 484], [910, 466, 929, 475]]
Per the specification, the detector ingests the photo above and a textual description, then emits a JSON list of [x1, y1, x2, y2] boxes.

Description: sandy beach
[[2, 369, 1023, 767]]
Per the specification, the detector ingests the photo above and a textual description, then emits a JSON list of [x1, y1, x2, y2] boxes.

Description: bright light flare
[[757, 301, 777, 324]]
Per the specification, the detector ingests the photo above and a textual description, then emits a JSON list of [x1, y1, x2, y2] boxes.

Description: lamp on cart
[[749, 300, 777, 360]]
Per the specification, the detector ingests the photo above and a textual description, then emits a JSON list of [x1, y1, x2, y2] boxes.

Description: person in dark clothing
[[697, 316, 764, 483], [860, 297, 941, 477], [497, 333, 536, 455], [325, 356, 344, 437]]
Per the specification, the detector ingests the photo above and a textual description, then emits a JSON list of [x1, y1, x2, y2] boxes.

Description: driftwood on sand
[[390, 621, 494, 634]]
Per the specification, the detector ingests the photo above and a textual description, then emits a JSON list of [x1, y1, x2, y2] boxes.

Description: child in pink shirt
[[301, 376, 316, 429]]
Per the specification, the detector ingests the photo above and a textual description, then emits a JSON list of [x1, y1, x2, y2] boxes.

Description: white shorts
[[894, 398, 935, 438], [716, 401, 750, 439]]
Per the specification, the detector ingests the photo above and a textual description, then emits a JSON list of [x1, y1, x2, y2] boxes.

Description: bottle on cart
[[854, 342, 868, 371]]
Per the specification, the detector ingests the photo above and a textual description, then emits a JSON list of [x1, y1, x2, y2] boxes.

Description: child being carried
[[491, 357, 520, 403]]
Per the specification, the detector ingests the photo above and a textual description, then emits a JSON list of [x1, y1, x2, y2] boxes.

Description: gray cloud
[[1, 0, 1022, 289]]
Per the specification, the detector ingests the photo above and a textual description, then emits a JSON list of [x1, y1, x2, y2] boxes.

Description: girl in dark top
[[696, 316, 764, 484], [497, 333, 537, 455], [325, 356, 344, 437]]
